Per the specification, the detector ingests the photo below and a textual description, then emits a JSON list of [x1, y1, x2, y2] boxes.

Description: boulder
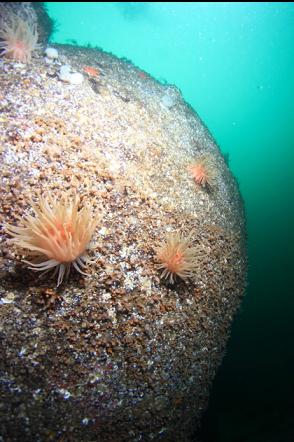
[[0, 3, 247, 441]]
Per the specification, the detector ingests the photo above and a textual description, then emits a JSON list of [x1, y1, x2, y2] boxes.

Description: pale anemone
[[155, 232, 199, 284], [0, 13, 38, 63], [187, 154, 217, 189], [5, 193, 98, 286]]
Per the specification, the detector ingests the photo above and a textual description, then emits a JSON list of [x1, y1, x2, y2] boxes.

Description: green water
[[46, 3, 294, 440]]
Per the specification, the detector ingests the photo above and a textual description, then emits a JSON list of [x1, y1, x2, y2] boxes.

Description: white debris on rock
[[59, 65, 84, 85], [45, 47, 58, 60]]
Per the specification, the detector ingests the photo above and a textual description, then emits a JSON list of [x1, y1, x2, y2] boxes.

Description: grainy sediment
[[0, 4, 247, 441]]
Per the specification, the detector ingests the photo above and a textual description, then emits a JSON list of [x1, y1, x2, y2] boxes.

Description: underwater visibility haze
[[0, 2, 293, 441]]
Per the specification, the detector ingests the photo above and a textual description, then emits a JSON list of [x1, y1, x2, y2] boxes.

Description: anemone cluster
[[1, 8, 219, 287], [5, 150, 217, 287]]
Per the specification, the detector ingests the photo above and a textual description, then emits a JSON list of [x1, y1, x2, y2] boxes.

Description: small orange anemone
[[137, 70, 147, 79], [155, 232, 199, 284], [5, 192, 98, 286], [83, 66, 99, 77], [188, 154, 217, 188]]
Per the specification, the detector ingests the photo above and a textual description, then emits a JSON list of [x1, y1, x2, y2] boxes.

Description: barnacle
[[5, 192, 98, 286]]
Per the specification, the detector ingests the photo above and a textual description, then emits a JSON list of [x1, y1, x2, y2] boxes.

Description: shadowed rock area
[[0, 3, 247, 441]]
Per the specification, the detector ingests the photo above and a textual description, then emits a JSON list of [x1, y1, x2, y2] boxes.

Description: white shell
[[45, 47, 59, 59], [59, 66, 84, 85]]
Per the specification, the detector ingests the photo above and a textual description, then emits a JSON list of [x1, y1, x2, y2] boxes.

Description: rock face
[[0, 3, 247, 441]]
